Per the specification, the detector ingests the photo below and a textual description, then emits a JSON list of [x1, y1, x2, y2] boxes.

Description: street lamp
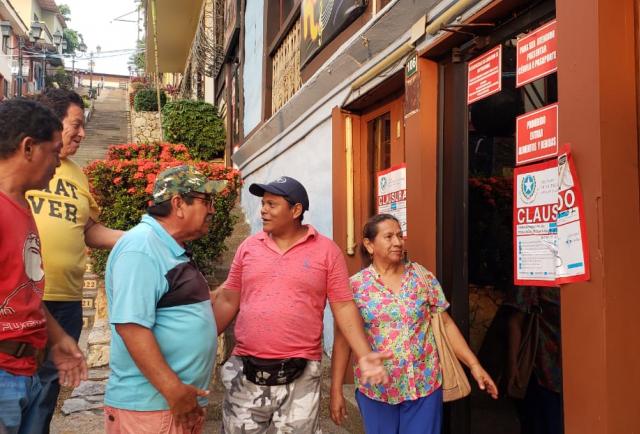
[[89, 45, 101, 98], [29, 22, 46, 90], [68, 42, 87, 89], [52, 30, 62, 49], [0, 21, 9, 38], [29, 21, 42, 40]]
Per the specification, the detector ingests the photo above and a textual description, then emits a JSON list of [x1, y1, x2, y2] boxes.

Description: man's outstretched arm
[[330, 300, 391, 386], [211, 287, 240, 334]]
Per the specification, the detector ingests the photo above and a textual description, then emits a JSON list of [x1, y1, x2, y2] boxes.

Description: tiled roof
[[38, 0, 59, 12]]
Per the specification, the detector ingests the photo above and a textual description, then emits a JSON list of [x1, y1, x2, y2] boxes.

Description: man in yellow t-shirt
[[25, 89, 123, 433]]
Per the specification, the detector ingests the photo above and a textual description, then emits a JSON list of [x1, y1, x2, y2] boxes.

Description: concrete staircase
[[73, 87, 130, 167]]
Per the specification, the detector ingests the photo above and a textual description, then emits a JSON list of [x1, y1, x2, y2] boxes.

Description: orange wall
[[405, 59, 439, 271], [557, 0, 640, 432]]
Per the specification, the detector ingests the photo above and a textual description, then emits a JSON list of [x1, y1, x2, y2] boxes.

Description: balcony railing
[[271, 19, 301, 114]]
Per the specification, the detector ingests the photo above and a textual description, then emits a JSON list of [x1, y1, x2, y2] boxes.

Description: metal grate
[[271, 20, 302, 114]]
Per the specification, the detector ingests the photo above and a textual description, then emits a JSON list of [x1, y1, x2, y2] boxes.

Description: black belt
[[0, 340, 38, 357], [0, 340, 45, 367]]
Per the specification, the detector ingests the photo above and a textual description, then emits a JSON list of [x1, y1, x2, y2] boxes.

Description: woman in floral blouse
[[330, 214, 498, 434]]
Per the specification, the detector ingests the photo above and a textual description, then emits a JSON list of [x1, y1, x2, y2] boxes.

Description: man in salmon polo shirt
[[213, 176, 390, 433], [0, 98, 87, 434]]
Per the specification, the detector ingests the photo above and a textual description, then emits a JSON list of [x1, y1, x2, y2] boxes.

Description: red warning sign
[[516, 103, 559, 165], [516, 20, 557, 87], [467, 45, 502, 104]]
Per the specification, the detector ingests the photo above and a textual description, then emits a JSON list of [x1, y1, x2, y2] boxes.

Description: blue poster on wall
[[300, 0, 366, 67]]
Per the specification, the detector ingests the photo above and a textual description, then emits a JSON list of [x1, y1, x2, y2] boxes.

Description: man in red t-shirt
[[0, 99, 88, 433], [213, 176, 391, 433]]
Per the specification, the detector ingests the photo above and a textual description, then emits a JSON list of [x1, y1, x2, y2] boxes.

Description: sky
[[61, 0, 140, 75]]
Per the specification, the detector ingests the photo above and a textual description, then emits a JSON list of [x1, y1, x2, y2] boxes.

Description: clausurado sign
[[377, 164, 407, 237], [555, 146, 590, 283], [513, 145, 590, 286], [513, 158, 558, 286]]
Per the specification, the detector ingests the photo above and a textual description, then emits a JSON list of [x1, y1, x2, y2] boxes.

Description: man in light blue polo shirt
[[104, 165, 225, 434]]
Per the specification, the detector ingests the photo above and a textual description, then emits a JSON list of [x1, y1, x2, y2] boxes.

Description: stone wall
[[131, 110, 162, 143]]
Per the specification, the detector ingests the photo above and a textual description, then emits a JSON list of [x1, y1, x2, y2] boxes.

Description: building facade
[[0, 0, 28, 98], [148, 1, 640, 432], [1, 0, 65, 96]]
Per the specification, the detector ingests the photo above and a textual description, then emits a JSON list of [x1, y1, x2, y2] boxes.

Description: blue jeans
[[355, 388, 443, 434], [24, 301, 83, 434], [0, 369, 43, 434]]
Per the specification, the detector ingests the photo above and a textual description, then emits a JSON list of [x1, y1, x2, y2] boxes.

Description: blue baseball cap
[[249, 176, 309, 211]]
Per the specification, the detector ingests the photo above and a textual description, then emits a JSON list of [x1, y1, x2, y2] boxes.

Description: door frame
[[436, 2, 557, 434], [357, 96, 405, 228]]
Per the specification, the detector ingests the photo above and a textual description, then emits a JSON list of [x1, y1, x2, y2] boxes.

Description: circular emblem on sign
[[380, 177, 388, 193], [520, 174, 537, 204]]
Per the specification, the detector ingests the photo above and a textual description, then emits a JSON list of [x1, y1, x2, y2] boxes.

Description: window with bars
[[267, 0, 302, 115]]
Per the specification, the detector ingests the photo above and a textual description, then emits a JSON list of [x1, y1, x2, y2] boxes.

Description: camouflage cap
[[151, 165, 226, 205]]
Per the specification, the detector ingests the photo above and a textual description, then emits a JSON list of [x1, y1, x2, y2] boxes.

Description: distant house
[[2, 0, 66, 96], [0, 0, 29, 97], [72, 70, 129, 90]]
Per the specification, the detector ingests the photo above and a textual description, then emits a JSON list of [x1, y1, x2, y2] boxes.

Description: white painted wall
[[0, 51, 11, 91], [242, 0, 264, 136], [239, 120, 334, 236]]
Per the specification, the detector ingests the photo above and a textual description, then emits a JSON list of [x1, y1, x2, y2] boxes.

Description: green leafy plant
[[128, 81, 148, 107], [81, 95, 92, 109], [162, 99, 226, 160], [45, 67, 73, 90], [134, 88, 167, 112], [84, 143, 242, 277], [128, 39, 145, 71]]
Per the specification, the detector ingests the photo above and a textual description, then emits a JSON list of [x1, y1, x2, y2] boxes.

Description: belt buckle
[[14, 342, 28, 358]]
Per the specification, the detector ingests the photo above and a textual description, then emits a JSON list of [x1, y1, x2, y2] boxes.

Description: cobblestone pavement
[[51, 348, 364, 433]]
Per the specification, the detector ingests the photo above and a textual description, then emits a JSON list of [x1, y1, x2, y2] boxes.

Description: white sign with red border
[[376, 163, 407, 237], [516, 103, 559, 165], [513, 145, 590, 286], [516, 20, 557, 87], [467, 45, 502, 105], [513, 159, 558, 286], [555, 145, 590, 283]]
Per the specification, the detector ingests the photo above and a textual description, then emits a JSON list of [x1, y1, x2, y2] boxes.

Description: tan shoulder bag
[[414, 264, 471, 402]]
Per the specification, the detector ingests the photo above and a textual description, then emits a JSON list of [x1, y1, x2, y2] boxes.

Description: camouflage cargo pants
[[221, 355, 322, 434]]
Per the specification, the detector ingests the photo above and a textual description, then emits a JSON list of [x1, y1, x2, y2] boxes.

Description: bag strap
[[412, 262, 430, 292], [412, 263, 439, 309]]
